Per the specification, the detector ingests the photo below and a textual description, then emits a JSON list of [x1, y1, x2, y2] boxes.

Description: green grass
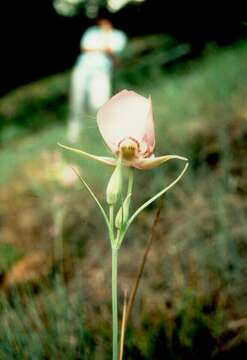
[[0, 280, 95, 360]]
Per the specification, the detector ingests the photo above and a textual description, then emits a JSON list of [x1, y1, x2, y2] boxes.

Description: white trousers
[[67, 62, 111, 142]]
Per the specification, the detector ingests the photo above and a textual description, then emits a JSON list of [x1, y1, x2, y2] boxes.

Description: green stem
[[112, 247, 118, 360], [116, 169, 134, 247], [109, 205, 114, 225], [109, 205, 115, 242], [127, 168, 134, 195]]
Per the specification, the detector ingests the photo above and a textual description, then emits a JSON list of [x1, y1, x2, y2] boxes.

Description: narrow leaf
[[72, 167, 113, 237], [125, 162, 189, 233]]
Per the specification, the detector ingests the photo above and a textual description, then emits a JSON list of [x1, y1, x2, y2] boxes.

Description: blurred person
[[67, 15, 127, 143]]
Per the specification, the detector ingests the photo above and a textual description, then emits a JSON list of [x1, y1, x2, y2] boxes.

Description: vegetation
[[0, 40, 247, 359]]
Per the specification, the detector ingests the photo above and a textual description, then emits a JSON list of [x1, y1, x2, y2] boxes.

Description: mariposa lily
[[59, 89, 189, 360], [59, 90, 187, 169]]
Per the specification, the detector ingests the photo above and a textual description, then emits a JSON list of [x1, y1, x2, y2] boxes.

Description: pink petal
[[97, 90, 153, 154], [141, 96, 155, 155]]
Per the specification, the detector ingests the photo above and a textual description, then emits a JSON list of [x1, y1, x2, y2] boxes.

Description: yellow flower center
[[118, 138, 139, 161]]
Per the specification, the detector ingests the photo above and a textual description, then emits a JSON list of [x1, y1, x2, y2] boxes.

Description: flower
[[97, 90, 155, 168], [58, 89, 187, 169], [97, 90, 187, 169]]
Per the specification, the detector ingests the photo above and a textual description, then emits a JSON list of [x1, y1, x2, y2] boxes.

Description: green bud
[[106, 159, 122, 205], [115, 193, 131, 229]]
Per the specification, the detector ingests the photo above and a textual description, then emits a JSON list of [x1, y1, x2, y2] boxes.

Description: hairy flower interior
[[118, 138, 139, 161]]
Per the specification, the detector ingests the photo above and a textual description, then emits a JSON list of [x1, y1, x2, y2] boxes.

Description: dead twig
[[120, 203, 162, 358], [119, 288, 128, 360]]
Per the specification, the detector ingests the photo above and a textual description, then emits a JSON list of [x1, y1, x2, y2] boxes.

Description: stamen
[[118, 138, 139, 161]]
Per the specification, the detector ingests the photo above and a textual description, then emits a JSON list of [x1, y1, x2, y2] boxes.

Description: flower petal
[[97, 90, 152, 153], [58, 143, 117, 166], [134, 155, 188, 170], [141, 96, 155, 155]]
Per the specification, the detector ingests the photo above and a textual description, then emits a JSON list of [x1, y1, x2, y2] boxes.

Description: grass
[[0, 39, 247, 358]]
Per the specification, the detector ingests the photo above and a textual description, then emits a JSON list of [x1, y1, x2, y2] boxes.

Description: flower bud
[[106, 159, 122, 205], [115, 194, 131, 229]]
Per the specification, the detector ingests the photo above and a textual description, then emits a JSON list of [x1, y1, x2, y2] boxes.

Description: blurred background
[[0, 0, 247, 359]]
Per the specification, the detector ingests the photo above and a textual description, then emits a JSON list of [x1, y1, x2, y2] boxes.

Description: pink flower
[[59, 90, 187, 169], [97, 90, 187, 169]]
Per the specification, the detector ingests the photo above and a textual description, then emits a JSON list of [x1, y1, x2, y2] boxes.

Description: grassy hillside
[[0, 40, 247, 359]]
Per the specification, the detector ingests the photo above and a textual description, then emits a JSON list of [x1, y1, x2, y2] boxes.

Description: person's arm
[[109, 31, 127, 54], [108, 31, 128, 67]]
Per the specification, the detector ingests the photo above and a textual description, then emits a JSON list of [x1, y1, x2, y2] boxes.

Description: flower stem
[[127, 168, 134, 195], [109, 205, 114, 238], [112, 247, 118, 360]]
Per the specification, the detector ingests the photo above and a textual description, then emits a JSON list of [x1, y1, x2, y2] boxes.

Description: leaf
[[72, 167, 113, 240], [123, 161, 189, 236]]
